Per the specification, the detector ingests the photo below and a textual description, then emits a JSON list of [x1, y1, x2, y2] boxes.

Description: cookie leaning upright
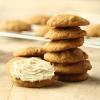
[[13, 46, 45, 58], [44, 14, 92, 82]]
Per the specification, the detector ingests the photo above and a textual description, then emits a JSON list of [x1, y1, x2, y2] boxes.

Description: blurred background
[[0, 0, 100, 23]]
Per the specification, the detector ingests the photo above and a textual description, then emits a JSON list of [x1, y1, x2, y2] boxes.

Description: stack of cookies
[[44, 14, 92, 82]]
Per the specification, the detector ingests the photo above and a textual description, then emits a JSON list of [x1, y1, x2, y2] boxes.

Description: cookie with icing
[[6, 57, 56, 88]]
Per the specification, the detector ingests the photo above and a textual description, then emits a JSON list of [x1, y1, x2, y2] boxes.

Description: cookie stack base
[[56, 73, 88, 82], [53, 60, 92, 75]]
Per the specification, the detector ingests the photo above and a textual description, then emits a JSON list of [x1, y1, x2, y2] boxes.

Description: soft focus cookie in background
[[85, 24, 100, 37], [13, 46, 45, 58], [33, 25, 50, 37], [47, 14, 89, 27], [0, 20, 31, 32], [26, 15, 51, 25], [6, 57, 56, 88], [26, 15, 51, 37]]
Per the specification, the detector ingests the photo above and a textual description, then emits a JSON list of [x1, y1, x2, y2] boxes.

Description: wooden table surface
[[0, 37, 100, 100]]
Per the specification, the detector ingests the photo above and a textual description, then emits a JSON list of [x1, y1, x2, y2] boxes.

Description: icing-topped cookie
[[7, 57, 56, 88]]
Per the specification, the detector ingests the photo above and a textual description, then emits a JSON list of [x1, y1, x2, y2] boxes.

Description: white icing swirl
[[10, 57, 54, 82]]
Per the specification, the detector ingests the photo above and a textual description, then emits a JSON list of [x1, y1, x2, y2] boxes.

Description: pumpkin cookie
[[56, 73, 88, 82], [26, 15, 51, 25], [45, 27, 86, 40], [44, 48, 88, 64], [7, 57, 56, 88], [53, 60, 92, 74], [13, 47, 45, 58], [0, 20, 31, 32], [47, 14, 89, 27], [43, 38, 84, 52]]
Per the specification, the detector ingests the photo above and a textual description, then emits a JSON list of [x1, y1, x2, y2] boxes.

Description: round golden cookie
[[34, 25, 50, 37], [47, 14, 89, 27], [85, 24, 100, 37], [43, 38, 84, 52], [53, 60, 92, 74], [13, 47, 45, 58], [26, 15, 51, 25], [44, 48, 88, 64], [56, 73, 88, 82], [45, 27, 86, 40], [0, 20, 31, 32], [6, 57, 57, 88]]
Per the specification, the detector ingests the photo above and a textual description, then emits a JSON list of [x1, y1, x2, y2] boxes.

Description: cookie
[[26, 15, 51, 25], [47, 14, 89, 27], [13, 47, 45, 58], [44, 48, 88, 64], [53, 60, 92, 74], [7, 57, 56, 88], [85, 24, 100, 37], [0, 20, 31, 32], [45, 27, 86, 40], [34, 25, 50, 37], [56, 73, 88, 82], [43, 38, 84, 52]]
